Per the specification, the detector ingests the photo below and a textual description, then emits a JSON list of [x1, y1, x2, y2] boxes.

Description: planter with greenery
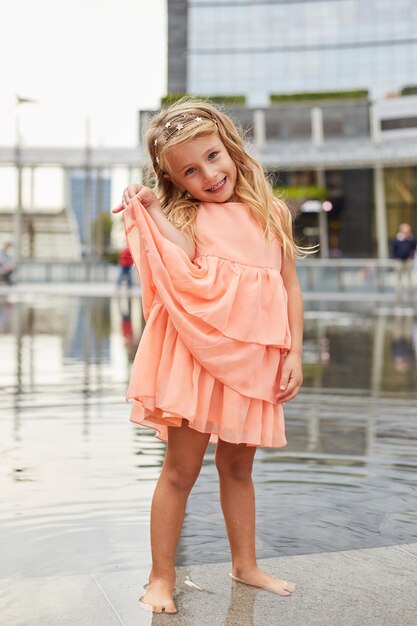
[[161, 94, 246, 106], [270, 90, 368, 104]]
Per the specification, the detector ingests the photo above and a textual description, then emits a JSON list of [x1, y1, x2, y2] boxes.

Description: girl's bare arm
[[276, 253, 304, 402], [113, 184, 195, 260]]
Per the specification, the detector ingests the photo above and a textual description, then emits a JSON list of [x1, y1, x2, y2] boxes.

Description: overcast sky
[[0, 0, 166, 147]]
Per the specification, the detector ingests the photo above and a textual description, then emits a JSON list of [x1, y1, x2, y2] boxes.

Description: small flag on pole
[[16, 95, 38, 105]]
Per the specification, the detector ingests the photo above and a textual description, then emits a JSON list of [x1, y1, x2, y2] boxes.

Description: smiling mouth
[[207, 177, 226, 192]]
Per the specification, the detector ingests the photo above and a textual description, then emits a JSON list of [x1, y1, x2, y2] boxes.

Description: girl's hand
[[276, 351, 303, 403], [112, 184, 160, 214]]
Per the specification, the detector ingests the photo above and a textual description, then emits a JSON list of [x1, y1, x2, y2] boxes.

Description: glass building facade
[[69, 169, 111, 251], [185, 0, 417, 104], [166, 0, 417, 257]]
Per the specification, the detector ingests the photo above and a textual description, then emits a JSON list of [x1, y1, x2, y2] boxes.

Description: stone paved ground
[[3, 543, 417, 626]]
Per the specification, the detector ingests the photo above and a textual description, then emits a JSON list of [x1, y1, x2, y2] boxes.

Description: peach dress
[[123, 197, 291, 447]]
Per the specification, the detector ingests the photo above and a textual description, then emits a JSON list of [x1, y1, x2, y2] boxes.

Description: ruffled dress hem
[[127, 390, 288, 449]]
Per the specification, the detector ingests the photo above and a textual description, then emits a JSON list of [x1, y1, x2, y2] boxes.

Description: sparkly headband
[[153, 114, 217, 165]]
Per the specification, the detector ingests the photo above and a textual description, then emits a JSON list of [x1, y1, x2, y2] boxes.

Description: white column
[[129, 166, 136, 184], [14, 115, 23, 266], [369, 104, 381, 145], [316, 168, 329, 258], [374, 165, 388, 259], [253, 109, 266, 153], [29, 166, 35, 210], [311, 107, 324, 148]]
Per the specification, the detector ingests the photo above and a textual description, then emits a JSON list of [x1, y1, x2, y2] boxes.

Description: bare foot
[[139, 578, 177, 614], [231, 566, 296, 596]]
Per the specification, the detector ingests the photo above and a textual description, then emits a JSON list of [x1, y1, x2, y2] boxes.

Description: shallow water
[[1, 294, 416, 580]]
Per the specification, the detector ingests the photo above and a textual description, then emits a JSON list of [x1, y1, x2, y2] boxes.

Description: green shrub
[[401, 85, 417, 96], [160, 93, 187, 106], [270, 90, 368, 103], [103, 251, 120, 265], [274, 186, 328, 200], [91, 213, 113, 261], [208, 95, 246, 105], [160, 94, 246, 106]]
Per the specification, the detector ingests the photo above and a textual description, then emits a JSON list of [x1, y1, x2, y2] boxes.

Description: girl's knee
[[164, 462, 202, 492], [215, 447, 255, 481]]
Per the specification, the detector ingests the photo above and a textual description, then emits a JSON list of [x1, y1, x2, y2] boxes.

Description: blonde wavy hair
[[145, 97, 311, 258]]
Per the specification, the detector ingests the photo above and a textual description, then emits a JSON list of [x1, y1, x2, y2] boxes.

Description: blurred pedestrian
[[0, 243, 15, 285], [392, 223, 416, 300], [117, 245, 133, 288], [329, 233, 342, 258]]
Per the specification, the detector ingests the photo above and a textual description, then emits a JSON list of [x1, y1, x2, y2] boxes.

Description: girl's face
[[164, 133, 237, 203]]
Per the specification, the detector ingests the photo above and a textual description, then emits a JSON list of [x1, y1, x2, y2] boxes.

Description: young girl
[[113, 99, 306, 614]]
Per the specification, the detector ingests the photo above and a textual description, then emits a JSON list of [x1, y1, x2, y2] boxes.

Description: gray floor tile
[[1, 573, 124, 626], [92, 568, 154, 626]]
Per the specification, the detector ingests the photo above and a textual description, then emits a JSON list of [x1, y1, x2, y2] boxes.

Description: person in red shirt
[[117, 246, 134, 288]]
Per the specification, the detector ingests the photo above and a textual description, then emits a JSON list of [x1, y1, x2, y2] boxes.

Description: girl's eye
[[185, 167, 196, 176], [208, 152, 218, 160]]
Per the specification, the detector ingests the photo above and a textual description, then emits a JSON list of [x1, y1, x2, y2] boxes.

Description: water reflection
[[0, 295, 416, 581], [118, 295, 141, 363], [0, 295, 144, 396], [302, 307, 417, 395], [391, 314, 416, 386], [224, 581, 259, 626]]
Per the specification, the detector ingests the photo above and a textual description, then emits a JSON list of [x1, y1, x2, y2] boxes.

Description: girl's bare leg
[[215, 439, 295, 596], [141, 422, 210, 613]]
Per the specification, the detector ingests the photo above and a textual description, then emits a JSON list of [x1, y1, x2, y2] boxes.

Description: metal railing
[[14, 261, 117, 283], [296, 258, 416, 294], [8, 259, 416, 295]]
